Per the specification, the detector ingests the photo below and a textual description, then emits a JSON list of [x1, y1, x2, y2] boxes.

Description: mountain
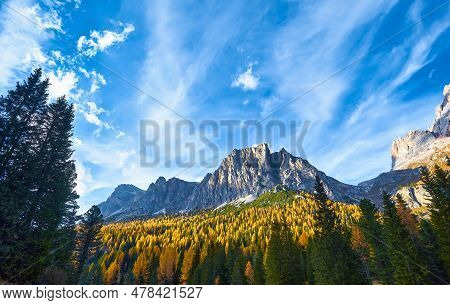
[[184, 144, 355, 211], [98, 85, 449, 221], [388, 84, 450, 209], [391, 84, 449, 170], [97, 184, 145, 218], [98, 144, 419, 221], [98, 178, 198, 221]]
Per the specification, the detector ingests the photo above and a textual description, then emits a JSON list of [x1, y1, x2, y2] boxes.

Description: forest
[[0, 70, 449, 285]]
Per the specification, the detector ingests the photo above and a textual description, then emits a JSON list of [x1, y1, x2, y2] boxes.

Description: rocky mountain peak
[[391, 84, 450, 170], [428, 84, 449, 137]]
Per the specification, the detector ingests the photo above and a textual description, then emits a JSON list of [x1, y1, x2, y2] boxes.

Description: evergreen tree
[[358, 199, 393, 284], [230, 250, 246, 285], [264, 220, 305, 284], [0, 69, 49, 281], [73, 205, 103, 282], [417, 219, 448, 284], [252, 249, 265, 285], [381, 192, 425, 284], [0, 70, 78, 283], [308, 176, 367, 284], [421, 165, 450, 276]]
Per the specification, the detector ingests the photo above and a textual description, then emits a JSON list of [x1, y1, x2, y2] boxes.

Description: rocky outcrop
[[98, 184, 145, 218], [185, 144, 353, 211], [391, 85, 450, 170], [101, 177, 198, 221]]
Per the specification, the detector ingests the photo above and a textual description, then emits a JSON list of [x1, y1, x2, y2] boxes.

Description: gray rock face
[[349, 168, 422, 207], [430, 84, 450, 137], [98, 184, 145, 218], [185, 144, 353, 211], [391, 86, 450, 170], [100, 177, 197, 221]]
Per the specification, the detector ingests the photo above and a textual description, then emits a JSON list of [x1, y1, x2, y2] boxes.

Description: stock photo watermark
[[140, 119, 311, 168]]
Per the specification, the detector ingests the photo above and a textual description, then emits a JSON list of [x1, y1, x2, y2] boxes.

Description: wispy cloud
[[77, 23, 135, 57]]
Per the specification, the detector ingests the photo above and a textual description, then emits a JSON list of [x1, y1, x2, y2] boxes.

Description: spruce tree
[[264, 220, 305, 284], [417, 219, 448, 284], [381, 192, 425, 284], [0, 70, 78, 283], [358, 199, 393, 284], [421, 165, 450, 276], [73, 205, 103, 282], [308, 175, 367, 284], [252, 249, 265, 285]]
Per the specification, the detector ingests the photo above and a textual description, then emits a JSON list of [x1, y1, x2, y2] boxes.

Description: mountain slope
[[98, 84, 449, 220]]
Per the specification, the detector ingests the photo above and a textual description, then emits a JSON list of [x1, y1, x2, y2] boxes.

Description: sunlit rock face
[[391, 85, 450, 170]]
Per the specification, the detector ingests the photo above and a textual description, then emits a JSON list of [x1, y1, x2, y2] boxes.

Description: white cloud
[[78, 68, 107, 92], [260, 96, 280, 118], [75, 160, 93, 196], [0, 0, 52, 87], [47, 69, 78, 99], [231, 64, 260, 90], [77, 23, 135, 57], [28, 5, 63, 32], [78, 101, 107, 126], [243, 99, 250, 105], [72, 137, 83, 146], [89, 71, 106, 93]]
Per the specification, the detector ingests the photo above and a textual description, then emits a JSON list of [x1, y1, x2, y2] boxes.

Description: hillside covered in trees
[[80, 170, 449, 285]]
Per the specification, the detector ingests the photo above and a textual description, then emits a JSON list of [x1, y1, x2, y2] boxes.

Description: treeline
[[81, 169, 449, 285]]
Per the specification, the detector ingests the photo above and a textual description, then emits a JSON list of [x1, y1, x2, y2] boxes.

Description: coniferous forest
[[0, 70, 449, 285]]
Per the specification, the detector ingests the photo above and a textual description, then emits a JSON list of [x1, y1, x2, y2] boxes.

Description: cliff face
[[391, 85, 450, 170], [185, 143, 353, 211]]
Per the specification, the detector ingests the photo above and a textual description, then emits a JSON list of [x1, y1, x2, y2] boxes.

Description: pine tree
[[264, 220, 305, 284], [358, 199, 393, 284], [252, 249, 265, 285], [73, 205, 103, 282], [417, 219, 448, 284], [230, 250, 246, 285], [0, 69, 49, 281], [421, 165, 450, 276], [0, 70, 79, 283], [381, 192, 425, 284], [308, 175, 367, 284]]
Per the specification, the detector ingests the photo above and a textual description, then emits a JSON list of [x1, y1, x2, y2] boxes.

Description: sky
[[0, 0, 449, 212]]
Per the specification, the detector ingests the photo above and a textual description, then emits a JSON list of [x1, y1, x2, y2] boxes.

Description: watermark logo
[[140, 119, 310, 168]]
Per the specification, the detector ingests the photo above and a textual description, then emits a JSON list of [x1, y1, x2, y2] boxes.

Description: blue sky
[[0, 0, 449, 212]]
